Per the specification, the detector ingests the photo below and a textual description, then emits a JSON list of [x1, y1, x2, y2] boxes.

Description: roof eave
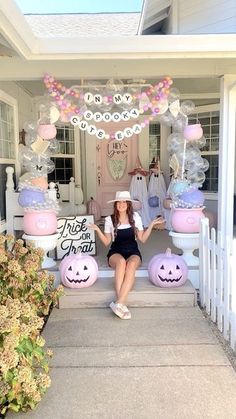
[[30, 34, 236, 59]]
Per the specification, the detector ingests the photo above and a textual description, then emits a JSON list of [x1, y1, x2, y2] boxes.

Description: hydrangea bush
[[0, 235, 63, 415]]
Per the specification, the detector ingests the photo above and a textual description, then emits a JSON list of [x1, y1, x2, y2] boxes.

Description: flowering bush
[[0, 235, 63, 415], [0, 235, 63, 316]]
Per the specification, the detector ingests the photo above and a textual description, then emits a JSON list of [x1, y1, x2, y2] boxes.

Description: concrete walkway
[[8, 306, 236, 419]]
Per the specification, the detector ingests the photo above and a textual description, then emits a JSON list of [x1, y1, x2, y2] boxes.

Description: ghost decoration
[[129, 157, 151, 228], [148, 161, 167, 221]]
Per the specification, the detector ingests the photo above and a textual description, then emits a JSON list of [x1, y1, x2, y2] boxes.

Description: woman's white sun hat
[[107, 191, 139, 204]]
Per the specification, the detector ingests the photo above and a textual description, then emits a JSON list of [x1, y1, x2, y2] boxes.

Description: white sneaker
[[109, 302, 131, 320]]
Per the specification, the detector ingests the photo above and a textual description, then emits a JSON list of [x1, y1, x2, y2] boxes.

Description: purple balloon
[[18, 188, 45, 208], [179, 189, 205, 206]]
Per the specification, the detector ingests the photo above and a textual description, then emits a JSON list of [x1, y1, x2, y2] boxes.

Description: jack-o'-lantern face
[[148, 248, 188, 288], [157, 262, 182, 284], [65, 263, 90, 285], [59, 253, 98, 289]]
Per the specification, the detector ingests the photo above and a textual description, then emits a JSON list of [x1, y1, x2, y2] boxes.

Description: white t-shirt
[[104, 212, 143, 241]]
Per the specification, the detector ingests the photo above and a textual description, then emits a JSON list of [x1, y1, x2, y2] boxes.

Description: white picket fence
[[199, 217, 236, 351]]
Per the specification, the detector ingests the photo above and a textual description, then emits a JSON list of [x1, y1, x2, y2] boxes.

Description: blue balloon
[[18, 188, 45, 208], [171, 180, 189, 196]]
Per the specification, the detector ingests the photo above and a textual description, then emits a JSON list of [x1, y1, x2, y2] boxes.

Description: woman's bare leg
[[117, 255, 141, 305], [108, 254, 126, 298]]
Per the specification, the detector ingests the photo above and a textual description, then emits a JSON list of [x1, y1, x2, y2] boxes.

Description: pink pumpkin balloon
[[60, 252, 98, 288], [148, 248, 188, 288]]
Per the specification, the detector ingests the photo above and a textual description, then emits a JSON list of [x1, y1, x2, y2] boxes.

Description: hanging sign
[[43, 74, 174, 140], [57, 215, 96, 259]]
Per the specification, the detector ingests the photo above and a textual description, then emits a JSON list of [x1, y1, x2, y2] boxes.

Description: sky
[[15, 0, 144, 14]]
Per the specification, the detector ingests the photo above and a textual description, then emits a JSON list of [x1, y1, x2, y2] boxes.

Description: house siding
[[178, 0, 236, 34], [0, 82, 33, 129]]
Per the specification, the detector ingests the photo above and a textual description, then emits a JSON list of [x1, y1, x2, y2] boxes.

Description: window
[[48, 124, 75, 184], [0, 100, 15, 159], [189, 107, 219, 193], [149, 123, 160, 164], [0, 91, 18, 221]]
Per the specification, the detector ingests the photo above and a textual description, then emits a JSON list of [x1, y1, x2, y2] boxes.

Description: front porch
[[56, 228, 197, 309]]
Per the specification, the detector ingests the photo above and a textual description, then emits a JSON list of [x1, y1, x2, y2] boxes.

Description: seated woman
[[88, 190, 165, 320]]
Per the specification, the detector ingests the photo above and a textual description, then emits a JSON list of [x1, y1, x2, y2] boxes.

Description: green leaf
[[9, 402, 20, 412]]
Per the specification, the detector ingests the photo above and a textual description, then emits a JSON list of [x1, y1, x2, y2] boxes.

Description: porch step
[[58, 278, 197, 309]]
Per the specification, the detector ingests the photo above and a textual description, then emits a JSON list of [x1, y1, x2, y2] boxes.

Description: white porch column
[[218, 76, 236, 243], [218, 75, 236, 338]]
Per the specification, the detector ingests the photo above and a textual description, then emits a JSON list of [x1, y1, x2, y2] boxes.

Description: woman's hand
[[87, 223, 112, 247], [87, 223, 100, 232], [151, 216, 166, 229], [137, 216, 166, 243]]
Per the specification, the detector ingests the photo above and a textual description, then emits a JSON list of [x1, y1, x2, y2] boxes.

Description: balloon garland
[[43, 74, 173, 140], [42, 74, 209, 196], [17, 73, 210, 221]]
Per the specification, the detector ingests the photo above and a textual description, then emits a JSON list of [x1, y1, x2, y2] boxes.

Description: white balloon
[[202, 158, 210, 172], [198, 136, 207, 148], [106, 78, 124, 94], [23, 120, 38, 133], [24, 132, 38, 146], [187, 170, 205, 186], [172, 114, 188, 132], [168, 88, 180, 104], [159, 111, 174, 127], [180, 100, 195, 116]]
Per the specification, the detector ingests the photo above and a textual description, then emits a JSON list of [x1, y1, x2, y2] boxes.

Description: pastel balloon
[[31, 177, 48, 190], [179, 189, 205, 206], [18, 188, 45, 207], [170, 180, 189, 197], [184, 124, 203, 141], [38, 124, 57, 140]]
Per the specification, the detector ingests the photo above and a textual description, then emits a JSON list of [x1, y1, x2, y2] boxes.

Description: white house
[[0, 0, 236, 348]]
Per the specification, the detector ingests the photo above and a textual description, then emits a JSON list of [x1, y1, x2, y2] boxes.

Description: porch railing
[[199, 217, 236, 352]]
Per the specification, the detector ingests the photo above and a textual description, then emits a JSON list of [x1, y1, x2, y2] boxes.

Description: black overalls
[[107, 226, 142, 262]]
